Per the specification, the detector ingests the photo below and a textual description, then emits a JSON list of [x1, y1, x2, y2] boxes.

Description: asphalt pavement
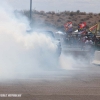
[[0, 45, 100, 100]]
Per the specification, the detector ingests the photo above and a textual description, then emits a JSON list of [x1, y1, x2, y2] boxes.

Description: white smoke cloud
[[59, 53, 89, 70], [0, 1, 91, 80], [0, 2, 59, 79]]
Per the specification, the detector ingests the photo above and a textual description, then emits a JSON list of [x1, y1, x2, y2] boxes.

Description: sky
[[4, 0, 100, 13]]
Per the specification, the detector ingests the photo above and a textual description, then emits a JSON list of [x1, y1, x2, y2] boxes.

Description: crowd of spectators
[[63, 32, 100, 51]]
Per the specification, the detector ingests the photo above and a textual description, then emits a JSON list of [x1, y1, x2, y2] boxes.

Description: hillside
[[22, 10, 100, 32]]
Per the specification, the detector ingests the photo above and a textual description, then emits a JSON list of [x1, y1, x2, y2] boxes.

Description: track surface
[[0, 45, 100, 100], [0, 64, 100, 100]]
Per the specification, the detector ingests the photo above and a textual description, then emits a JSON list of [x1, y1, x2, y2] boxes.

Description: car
[[40, 31, 62, 57], [26, 29, 62, 57]]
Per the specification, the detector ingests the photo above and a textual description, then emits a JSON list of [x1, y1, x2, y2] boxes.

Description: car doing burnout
[[26, 29, 62, 57], [41, 31, 61, 57]]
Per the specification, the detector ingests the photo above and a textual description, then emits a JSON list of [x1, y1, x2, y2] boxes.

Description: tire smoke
[[0, 1, 90, 80], [0, 2, 59, 79]]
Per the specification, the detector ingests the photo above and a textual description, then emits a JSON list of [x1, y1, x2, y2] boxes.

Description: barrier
[[63, 49, 89, 58], [92, 51, 100, 65]]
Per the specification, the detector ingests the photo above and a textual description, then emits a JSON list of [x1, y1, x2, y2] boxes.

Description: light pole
[[30, 0, 32, 21]]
